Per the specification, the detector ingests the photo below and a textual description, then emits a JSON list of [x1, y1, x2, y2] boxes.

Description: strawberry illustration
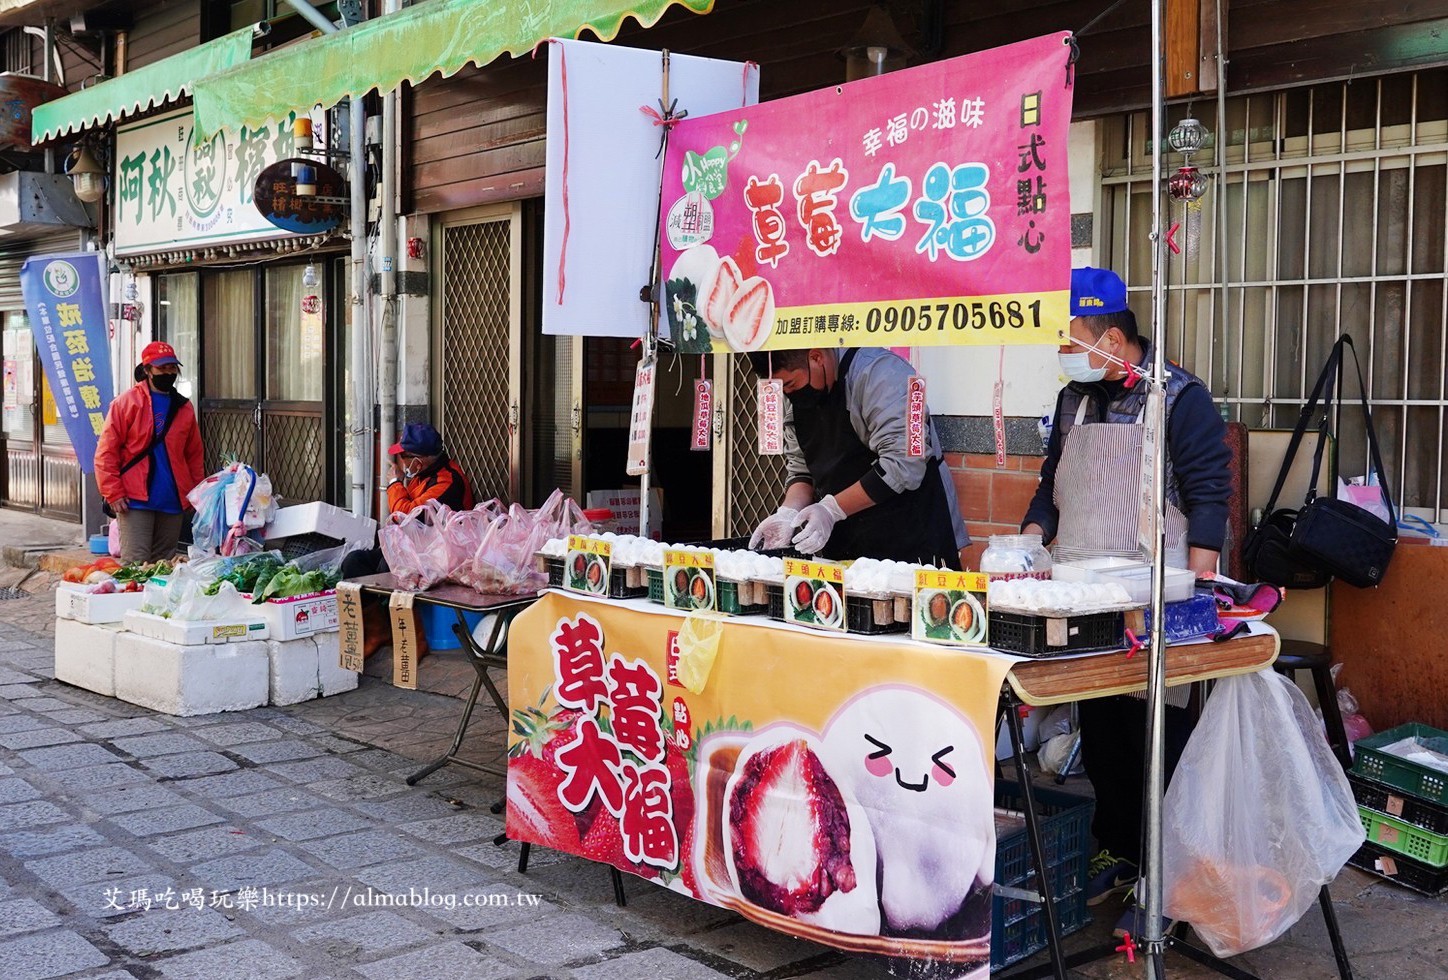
[[581, 811, 626, 865], [505, 755, 579, 853]]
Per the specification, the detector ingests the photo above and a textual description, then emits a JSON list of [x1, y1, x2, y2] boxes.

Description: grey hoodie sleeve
[[846, 350, 934, 502]]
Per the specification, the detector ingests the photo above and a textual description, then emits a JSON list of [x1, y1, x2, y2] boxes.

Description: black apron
[[793, 349, 961, 568]]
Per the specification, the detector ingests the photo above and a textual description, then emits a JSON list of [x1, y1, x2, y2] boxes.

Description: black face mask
[[785, 358, 827, 410], [149, 372, 177, 392]]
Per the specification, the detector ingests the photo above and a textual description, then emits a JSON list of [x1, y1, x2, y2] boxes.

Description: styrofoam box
[[54, 619, 125, 697], [265, 632, 358, 706], [1054, 558, 1193, 603], [254, 591, 339, 641], [264, 501, 377, 548], [122, 609, 270, 645], [54, 585, 147, 624], [114, 633, 268, 716]]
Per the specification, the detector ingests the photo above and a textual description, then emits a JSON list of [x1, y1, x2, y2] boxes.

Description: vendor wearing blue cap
[[386, 422, 474, 513], [1019, 266, 1231, 936]]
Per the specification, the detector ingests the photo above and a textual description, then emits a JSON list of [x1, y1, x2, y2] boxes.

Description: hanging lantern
[[1167, 115, 1207, 157], [1169, 164, 1209, 202]]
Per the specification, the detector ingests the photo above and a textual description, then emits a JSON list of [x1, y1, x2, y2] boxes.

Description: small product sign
[[912, 569, 990, 646], [566, 536, 612, 596], [757, 379, 784, 456], [782, 558, 846, 632], [663, 549, 717, 612], [691, 379, 712, 451], [626, 360, 656, 476], [906, 376, 926, 457], [1137, 386, 1163, 560]]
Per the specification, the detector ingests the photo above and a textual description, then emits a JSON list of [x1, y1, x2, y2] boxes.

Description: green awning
[[192, 0, 715, 140], [31, 25, 258, 144]]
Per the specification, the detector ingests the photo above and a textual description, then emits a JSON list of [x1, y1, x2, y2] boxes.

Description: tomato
[[92, 557, 122, 572]]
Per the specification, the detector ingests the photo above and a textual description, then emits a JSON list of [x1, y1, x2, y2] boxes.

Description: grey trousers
[[116, 509, 185, 563]]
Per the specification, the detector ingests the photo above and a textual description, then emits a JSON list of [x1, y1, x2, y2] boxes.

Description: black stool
[[1273, 639, 1353, 772]]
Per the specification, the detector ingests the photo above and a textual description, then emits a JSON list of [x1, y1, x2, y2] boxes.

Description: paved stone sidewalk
[[2, 575, 1445, 979]]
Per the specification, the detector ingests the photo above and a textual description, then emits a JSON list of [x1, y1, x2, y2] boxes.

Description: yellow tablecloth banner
[[506, 591, 1015, 974]]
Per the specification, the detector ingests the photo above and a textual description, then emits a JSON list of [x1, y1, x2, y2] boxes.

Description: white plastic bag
[[1162, 670, 1365, 957]]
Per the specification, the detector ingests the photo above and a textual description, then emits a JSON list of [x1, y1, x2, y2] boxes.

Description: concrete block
[[313, 631, 359, 697], [266, 636, 321, 707], [53, 619, 124, 697], [113, 634, 268, 717]]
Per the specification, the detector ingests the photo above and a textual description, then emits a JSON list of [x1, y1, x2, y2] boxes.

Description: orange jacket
[[386, 453, 475, 515], [94, 382, 206, 509]]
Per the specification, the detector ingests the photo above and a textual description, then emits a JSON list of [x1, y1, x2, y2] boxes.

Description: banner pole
[[638, 50, 672, 539], [1144, 0, 1171, 974]]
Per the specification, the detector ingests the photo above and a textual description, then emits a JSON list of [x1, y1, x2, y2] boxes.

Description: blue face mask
[[1058, 351, 1107, 383]]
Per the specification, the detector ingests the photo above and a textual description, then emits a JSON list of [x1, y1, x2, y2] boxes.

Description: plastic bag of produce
[[1163, 669, 1364, 956], [139, 562, 254, 622], [378, 500, 454, 591]]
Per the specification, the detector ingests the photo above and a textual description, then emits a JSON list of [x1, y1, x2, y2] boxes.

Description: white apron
[[1052, 399, 1193, 706]]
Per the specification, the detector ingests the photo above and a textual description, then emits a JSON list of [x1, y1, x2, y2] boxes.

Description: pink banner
[[659, 33, 1075, 354]]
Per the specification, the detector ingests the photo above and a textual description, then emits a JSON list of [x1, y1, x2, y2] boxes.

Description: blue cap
[[389, 422, 444, 456], [1070, 267, 1128, 317]]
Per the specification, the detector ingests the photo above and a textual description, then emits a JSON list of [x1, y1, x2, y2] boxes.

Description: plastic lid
[[582, 508, 614, 521]]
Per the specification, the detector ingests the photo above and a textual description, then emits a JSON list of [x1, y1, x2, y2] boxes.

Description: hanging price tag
[[625, 359, 656, 476], [993, 346, 1007, 467], [1137, 386, 1163, 559], [906, 376, 926, 458], [757, 379, 784, 456], [691, 379, 712, 451]]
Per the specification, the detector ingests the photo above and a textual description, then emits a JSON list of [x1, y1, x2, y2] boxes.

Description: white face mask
[[1058, 351, 1107, 383]]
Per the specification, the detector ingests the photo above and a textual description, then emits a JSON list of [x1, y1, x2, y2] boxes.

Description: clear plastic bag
[[449, 490, 593, 595], [1163, 670, 1365, 956], [139, 562, 256, 622]]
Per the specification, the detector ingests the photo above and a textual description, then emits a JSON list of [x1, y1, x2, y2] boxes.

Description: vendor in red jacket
[[94, 342, 206, 562], [385, 422, 475, 513]]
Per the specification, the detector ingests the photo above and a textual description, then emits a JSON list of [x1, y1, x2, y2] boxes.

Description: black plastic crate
[[1347, 840, 1448, 896], [684, 537, 804, 560], [1351, 772, 1448, 836], [763, 582, 905, 635], [991, 781, 1095, 969], [987, 609, 1125, 658]]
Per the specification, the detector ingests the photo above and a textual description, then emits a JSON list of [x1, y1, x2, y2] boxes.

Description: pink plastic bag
[[449, 491, 594, 594], [378, 500, 455, 591]]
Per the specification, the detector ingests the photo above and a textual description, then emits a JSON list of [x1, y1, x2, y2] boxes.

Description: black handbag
[[1243, 336, 1397, 589]]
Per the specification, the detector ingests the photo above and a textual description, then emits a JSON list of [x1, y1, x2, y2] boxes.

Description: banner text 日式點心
[[657, 32, 1074, 353]]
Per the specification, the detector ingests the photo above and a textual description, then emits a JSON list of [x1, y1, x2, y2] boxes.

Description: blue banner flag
[[19, 252, 114, 474]]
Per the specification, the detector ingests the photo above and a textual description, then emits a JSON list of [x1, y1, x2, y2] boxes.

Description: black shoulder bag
[[1243, 336, 1397, 589], [102, 392, 187, 519]]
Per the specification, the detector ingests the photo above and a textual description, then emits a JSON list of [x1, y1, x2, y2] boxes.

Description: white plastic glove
[[792, 494, 847, 555], [749, 506, 800, 550]]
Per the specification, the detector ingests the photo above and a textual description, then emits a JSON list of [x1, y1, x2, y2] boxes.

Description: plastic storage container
[[581, 508, 616, 534], [1053, 558, 1193, 604], [992, 780, 1095, 969], [987, 609, 1126, 657], [1351, 723, 1448, 807], [981, 534, 1053, 581]]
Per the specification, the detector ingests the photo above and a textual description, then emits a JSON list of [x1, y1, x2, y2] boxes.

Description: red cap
[[140, 341, 181, 367]]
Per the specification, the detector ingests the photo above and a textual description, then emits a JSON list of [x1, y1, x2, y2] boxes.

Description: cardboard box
[[587, 488, 663, 539], [122, 609, 270, 646], [54, 584, 148, 624], [254, 591, 339, 641], [54, 619, 124, 697], [113, 633, 269, 716], [264, 501, 377, 548]]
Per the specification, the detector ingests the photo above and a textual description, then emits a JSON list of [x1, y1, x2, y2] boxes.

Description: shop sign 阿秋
[[113, 106, 325, 256]]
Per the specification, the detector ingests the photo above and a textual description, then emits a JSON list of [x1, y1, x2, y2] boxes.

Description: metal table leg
[[1003, 695, 1069, 980], [405, 608, 513, 785]]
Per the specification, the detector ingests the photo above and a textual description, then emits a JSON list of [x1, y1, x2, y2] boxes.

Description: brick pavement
[[1, 569, 1444, 979]]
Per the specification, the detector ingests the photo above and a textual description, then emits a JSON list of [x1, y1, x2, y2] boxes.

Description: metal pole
[[42, 20, 55, 175], [280, 0, 374, 518], [638, 50, 672, 538], [1144, 0, 1171, 974], [378, 0, 401, 518]]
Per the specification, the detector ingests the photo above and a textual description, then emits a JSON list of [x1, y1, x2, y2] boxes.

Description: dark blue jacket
[[1023, 342, 1231, 552]]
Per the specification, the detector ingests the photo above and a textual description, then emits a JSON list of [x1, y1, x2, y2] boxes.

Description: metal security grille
[[439, 219, 514, 503], [262, 413, 325, 503], [1102, 68, 1448, 522], [717, 354, 787, 537], [202, 408, 258, 476]]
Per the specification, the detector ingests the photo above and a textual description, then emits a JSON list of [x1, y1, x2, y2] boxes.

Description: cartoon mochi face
[[820, 687, 996, 935]]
